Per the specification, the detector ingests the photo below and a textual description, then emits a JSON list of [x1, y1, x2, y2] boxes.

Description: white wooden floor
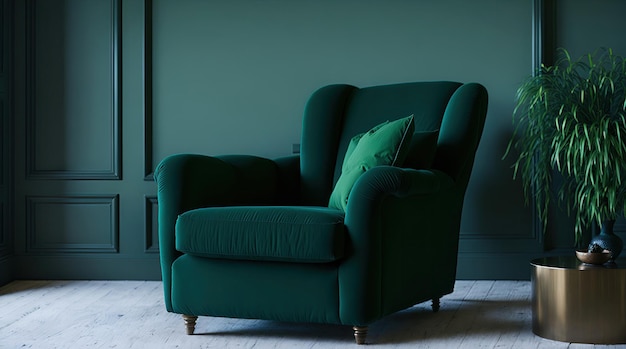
[[0, 280, 623, 349]]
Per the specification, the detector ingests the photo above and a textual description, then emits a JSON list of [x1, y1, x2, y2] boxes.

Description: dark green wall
[[0, 0, 14, 286], [11, 0, 161, 281], [3, 0, 626, 284], [541, 0, 626, 252], [150, 0, 538, 279]]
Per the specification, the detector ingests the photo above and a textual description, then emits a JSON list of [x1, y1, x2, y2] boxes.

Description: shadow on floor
[[189, 297, 532, 345]]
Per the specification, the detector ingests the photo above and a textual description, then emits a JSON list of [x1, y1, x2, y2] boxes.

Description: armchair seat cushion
[[175, 206, 346, 263]]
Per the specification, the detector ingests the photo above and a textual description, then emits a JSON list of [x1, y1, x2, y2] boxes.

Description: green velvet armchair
[[154, 81, 488, 344]]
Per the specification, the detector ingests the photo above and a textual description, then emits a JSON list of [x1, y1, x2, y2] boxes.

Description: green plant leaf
[[503, 47, 626, 246]]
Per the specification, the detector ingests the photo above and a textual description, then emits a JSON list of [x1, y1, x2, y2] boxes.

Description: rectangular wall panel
[[143, 0, 154, 180], [0, 0, 10, 268], [0, 98, 4, 186], [25, 0, 121, 179], [0, 202, 4, 247], [0, 0, 4, 76], [0, 99, 5, 251], [10, 0, 158, 281], [26, 195, 119, 253], [144, 196, 158, 253]]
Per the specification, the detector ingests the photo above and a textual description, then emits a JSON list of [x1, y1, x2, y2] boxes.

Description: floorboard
[[1, 280, 623, 349]]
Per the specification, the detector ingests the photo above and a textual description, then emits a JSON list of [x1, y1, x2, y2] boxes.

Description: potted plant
[[504, 47, 626, 260]]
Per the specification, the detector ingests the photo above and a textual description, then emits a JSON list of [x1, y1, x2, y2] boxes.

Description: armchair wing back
[[300, 82, 486, 206], [154, 81, 488, 344]]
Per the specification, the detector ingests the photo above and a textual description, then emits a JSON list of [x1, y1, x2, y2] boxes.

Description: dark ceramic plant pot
[[589, 220, 623, 261]]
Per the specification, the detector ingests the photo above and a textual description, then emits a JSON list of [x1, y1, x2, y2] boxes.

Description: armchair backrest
[[299, 81, 488, 206]]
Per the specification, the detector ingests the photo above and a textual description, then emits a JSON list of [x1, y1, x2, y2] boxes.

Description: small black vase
[[589, 220, 623, 261]]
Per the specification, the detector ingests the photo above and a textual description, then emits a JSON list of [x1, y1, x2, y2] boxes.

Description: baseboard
[[456, 252, 545, 280], [14, 255, 162, 280], [0, 255, 15, 286], [12, 253, 563, 281]]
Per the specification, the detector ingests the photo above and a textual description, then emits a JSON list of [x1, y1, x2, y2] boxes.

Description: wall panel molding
[[458, 0, 554, 255], [0, 98, 5, 250], [0, 255, 14, 286], [0, 97, 4, 187], [143, 0, 154, 180], [0, 0, 5, 77], [24, 0, 122, 180], [0, 0, 4, 76], [532, 0, 556, 72], [532, 0, 556, 249], [26, 195, 119, 253], [0, 0, 12, 275], [144, 195, 158, 253], [0, 202, 4, 246], [15, 255, 160, 280]]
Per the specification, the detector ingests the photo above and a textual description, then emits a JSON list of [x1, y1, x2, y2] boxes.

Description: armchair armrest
[[347, 166, 450, 205], [153, 153, 299, 310], [339, 166, 457, 325]]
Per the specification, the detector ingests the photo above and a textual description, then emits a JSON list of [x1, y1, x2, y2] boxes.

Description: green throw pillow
[[328, 114, 415, 211]]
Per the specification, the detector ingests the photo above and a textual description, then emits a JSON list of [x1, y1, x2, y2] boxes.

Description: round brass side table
[[531, 256, 626, 344]]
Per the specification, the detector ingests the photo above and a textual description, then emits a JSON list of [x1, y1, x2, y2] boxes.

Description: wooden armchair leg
[[353, 326, 368, 345], [183, 315, 198, 335], [432, 297, 440, 312]]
